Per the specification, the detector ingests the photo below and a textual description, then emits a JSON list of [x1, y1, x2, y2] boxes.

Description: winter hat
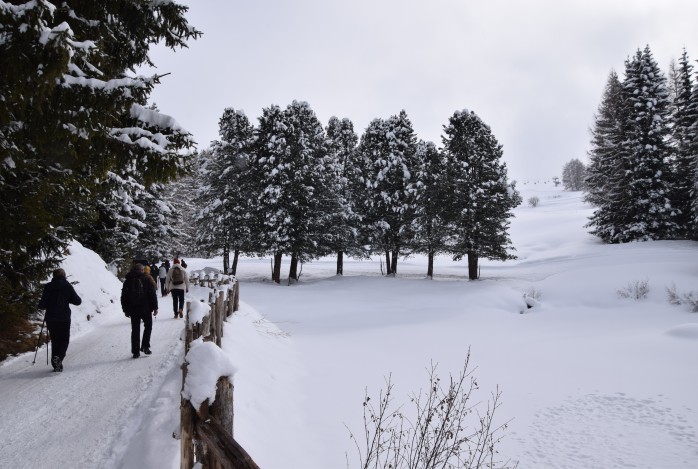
[[173, 258, 180, 264]]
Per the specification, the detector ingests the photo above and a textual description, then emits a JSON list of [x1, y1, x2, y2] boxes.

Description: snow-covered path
[[0, 286, 205, 469]]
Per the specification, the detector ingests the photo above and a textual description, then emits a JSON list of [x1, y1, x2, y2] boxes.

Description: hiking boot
[[140, 346, 152, 355], [133, 352, 140, 359], [51, 356, 62, 371], [178, 309, 183, 319]]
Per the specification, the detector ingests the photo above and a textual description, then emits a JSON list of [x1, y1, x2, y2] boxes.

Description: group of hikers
[[37, 256, 191, 371]]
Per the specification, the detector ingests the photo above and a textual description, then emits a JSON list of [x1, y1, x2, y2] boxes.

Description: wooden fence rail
[[180, 279, 259, 469]]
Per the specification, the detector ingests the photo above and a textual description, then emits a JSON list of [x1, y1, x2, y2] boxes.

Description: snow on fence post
[[180, 282, 257, 469]]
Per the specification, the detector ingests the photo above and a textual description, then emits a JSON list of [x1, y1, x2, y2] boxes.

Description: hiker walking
[[165, 258, 189, 318], [121, 263, 159, 358], [38, 268, 82, 372], [148, 262, 159, 290], [158, 262, 168, 297]]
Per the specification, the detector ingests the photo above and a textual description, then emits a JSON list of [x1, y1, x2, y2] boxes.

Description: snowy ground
[[1, 184, 698, 469]]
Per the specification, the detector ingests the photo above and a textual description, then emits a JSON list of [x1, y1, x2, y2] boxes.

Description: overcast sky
[[142, 0, 698, 181]]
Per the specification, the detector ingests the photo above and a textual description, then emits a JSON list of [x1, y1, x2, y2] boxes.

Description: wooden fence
[[180, 278, 259, 469]]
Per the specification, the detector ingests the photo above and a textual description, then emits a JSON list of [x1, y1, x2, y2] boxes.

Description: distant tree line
[[584, 45, 698, 243], [195, 102, 522, 283], [0, 3, 199, 343]]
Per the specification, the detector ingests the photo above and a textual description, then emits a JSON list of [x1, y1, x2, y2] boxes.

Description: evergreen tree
[[356, 111, 419, 275], [562, 158, 587, 191], [411, 140, 449, 278], [76, 172, 145, 271], [616, 46, 678, 241], [162, 159, 201, 259], [281, 101, 338, 280], [0, 1, 200, 331], [325, 116, 362, 275], [442, 109, 519, 280], [133, 182, 182, 264], [585, 70, 625, 207], [196, 110, 257, 275], [690, 66, 698, 239], [250, 105, 289, 283], [668, 49, 698, 238]]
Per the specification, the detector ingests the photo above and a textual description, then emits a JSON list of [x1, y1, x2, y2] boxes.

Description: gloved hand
[[124, 313, 130, 318]]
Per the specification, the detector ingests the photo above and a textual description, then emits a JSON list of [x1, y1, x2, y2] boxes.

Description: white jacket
[[165, 265, 189, 291]]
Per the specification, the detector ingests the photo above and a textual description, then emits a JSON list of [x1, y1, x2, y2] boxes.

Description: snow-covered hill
[[1, 185, 697, 469]]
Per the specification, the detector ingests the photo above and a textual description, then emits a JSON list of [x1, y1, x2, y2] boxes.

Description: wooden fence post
[[180, 283, 257, 469], [233, 281, 240, 312]]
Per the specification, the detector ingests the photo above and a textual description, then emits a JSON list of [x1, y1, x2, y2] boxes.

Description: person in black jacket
[[121, 263, 159, 358], [38, 268, 82, 372]]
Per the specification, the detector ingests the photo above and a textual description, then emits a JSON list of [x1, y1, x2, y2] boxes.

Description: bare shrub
[[666, 284, 698, 312], [617, 279, 650, 300], [527, 196, 540, 207], [346, 351, 517, 469]]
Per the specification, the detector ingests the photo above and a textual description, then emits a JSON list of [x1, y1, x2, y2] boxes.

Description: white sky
[[142, 0, 698, 181]]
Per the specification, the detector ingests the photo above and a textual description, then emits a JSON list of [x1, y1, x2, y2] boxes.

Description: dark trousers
[[159, 278, 167, 296], [46, 320, 70, 360], [130, 313, 153, 354], [171, 289, 185, 313]]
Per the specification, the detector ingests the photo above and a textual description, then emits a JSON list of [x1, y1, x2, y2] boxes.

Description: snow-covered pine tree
[[585, 70, 631, 241], [442, 109, 519, 280], [325, 116, 362, 275], [133, 182, 183, 265], [615, 46, 678, 242], [411, 140, 449, 278], [356, 111, 419, 275], [668, 49, 698, 238], [689, 63, 698, 239], [585, 70, 625, 207], [196, 109, 257, 275], [0, 1, 199, 330], [248, 104, 297, 282], [75, 172, 145, 271], [280, 101, 340, 281], [562, 158, 587, 191]]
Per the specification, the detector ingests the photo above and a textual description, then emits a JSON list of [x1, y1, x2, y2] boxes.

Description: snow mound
[[665, 323, 698, 340], [187, 299, 210, 325], [183, 338, 237, 410], [61, 239, 124, 336]]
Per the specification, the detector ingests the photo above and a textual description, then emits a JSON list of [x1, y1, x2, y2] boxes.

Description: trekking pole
[[32, 313, 46, 365]]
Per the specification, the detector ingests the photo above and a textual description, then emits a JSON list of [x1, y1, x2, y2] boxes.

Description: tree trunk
[[468, 251, 479, 280], [336, 251, 344, 275], [223, 244, 230, 275], [385, 250, 392, 275], [427, 250, 434, 278], [272, 252, 282, 284], [390, 249, 398, 275], [231, 249, 240, 276], [289, 254, 299, 280]]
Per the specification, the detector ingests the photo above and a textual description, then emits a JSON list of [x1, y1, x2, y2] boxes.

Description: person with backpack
[[121, 263, 159, 358], [38, 268, 82, 372], [149, 261, 159, 290], [165, 258, 189, 319], [158, 262, 168, 297]]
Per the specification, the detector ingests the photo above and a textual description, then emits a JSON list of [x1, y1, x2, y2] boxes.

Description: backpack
[[171, 266, 184, 285], [125, 276, 145, 304]]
